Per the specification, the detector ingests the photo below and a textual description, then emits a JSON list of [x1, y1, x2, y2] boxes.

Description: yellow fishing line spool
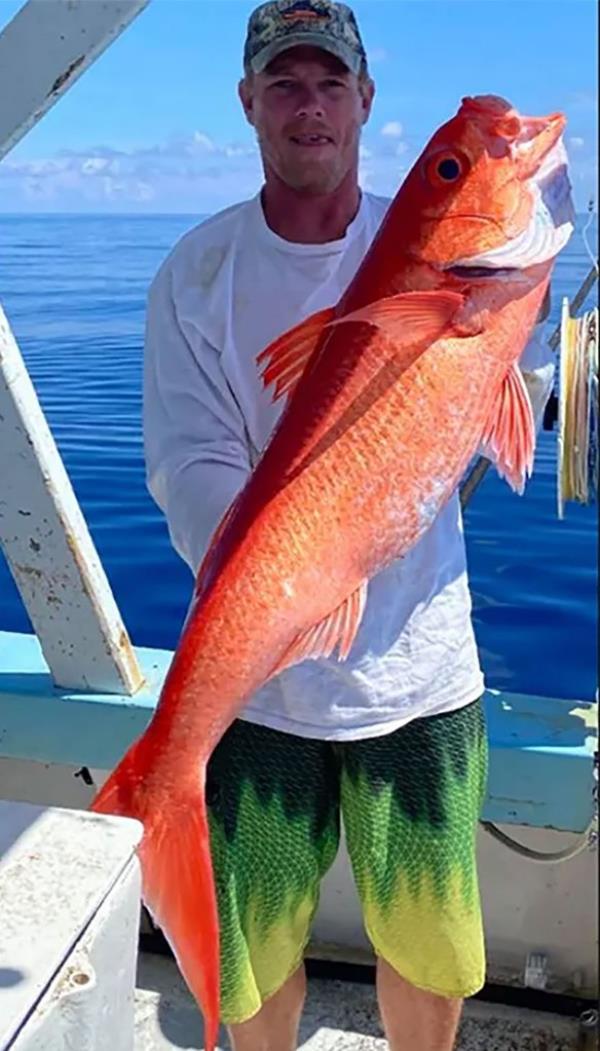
[[557, 298, 598, 517]]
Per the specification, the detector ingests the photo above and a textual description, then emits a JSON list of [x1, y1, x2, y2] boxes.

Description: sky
[[0, 0, 597, 214]]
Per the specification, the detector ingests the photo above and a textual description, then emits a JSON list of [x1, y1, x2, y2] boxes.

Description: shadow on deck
[[134, 953, 581, 1051]]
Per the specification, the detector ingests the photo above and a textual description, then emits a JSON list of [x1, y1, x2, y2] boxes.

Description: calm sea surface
[[0, 212, 597, 701]]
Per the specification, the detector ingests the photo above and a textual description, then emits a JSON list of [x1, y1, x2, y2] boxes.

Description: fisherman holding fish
[[93, 2, 574, 1049]]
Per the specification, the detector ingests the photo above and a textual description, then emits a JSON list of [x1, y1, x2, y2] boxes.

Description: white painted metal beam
[[0, 305, 145, 694], [0, 0, 150, 162]]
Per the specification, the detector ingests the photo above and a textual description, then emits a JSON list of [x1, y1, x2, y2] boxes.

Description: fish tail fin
[[91, 742, 220, 1051]]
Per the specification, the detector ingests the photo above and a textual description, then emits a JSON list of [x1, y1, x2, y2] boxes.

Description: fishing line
[[556, 199, 599, 515], [557, 301, 598, 517]]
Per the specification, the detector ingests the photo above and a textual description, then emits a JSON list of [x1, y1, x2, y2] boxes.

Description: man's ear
[[360, 76, 375, 125], [238, 76, 255, 127]]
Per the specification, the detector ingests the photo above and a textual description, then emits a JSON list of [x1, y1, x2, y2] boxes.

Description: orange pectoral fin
[[330, 289, 465, 349], [257, 306, 336, 401], [481, 363, 535, 493], [257, 291, 465, 405], [271, 581, 368, 676]]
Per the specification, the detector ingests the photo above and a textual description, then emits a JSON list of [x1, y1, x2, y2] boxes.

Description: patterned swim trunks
[[206, 696, 488, 1024]]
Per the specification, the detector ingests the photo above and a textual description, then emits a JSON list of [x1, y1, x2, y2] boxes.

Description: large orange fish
[[91, 94, 574, 1048]]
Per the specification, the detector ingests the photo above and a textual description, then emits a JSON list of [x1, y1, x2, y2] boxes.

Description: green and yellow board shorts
[[206, 697, 488, 1024]]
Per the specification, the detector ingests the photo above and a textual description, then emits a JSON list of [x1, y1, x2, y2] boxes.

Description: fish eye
[[425, 150, 469, 187], [437, 157, 461, 180]]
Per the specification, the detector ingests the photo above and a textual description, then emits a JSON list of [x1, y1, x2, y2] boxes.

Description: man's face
[[239, 46, 374, 194]]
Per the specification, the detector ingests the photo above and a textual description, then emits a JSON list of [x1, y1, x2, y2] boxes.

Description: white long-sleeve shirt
[[143, 191, 554, 741]]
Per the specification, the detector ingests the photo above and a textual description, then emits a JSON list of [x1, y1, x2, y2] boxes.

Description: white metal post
[[0, 0, 150, 163], [0, 304, 145, 693]]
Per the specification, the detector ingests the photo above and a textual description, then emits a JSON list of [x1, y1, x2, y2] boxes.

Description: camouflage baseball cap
[[243, 0, 368, 76]]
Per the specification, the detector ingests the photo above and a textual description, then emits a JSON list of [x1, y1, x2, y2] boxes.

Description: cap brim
[[249, 32, 362, 76]]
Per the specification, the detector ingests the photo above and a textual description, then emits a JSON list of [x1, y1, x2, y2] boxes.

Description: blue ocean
[[0, 213, 597, 702]]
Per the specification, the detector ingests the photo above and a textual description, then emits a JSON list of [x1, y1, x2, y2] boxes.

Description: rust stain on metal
[[14, 563, 44, 580], [50, 962, 93, 1004], [49, 54, 85, 96]]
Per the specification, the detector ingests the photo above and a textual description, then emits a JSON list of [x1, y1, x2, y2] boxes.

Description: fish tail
[[91, 740, 220, 1051]]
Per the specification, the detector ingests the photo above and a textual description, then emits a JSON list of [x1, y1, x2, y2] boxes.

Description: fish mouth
[[445, 264, 520, 279], [447, 105, 575, 275]]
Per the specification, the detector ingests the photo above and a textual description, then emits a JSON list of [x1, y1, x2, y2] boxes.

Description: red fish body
[[91, 95, 574, 1049]]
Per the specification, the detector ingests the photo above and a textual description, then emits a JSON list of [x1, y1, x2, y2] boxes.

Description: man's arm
[[477, 286, 555, 470], [143, 264, 251, 577], [519, 285, 555, 430]]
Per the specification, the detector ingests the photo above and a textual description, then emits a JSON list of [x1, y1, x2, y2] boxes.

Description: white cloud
[[132, 180, 155, 202], [0, 133, 264, 212], [381, 121, 403, 138], [101, 175, 126, 200], [82, 157, 111, 175], [191, 131, 216, 153], [0, 123, 595, 214]]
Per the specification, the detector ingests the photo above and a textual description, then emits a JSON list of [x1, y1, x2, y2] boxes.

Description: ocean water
[[0, 212, 597, 702]]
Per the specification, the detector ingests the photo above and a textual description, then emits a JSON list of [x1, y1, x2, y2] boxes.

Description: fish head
[[403, 94, 575, 276]]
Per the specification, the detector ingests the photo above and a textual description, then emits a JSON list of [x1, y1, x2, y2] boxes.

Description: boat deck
[[134, 953, 581, 1051]]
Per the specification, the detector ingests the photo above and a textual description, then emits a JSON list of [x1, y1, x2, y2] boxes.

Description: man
[[143, 3, 554, 1049]]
